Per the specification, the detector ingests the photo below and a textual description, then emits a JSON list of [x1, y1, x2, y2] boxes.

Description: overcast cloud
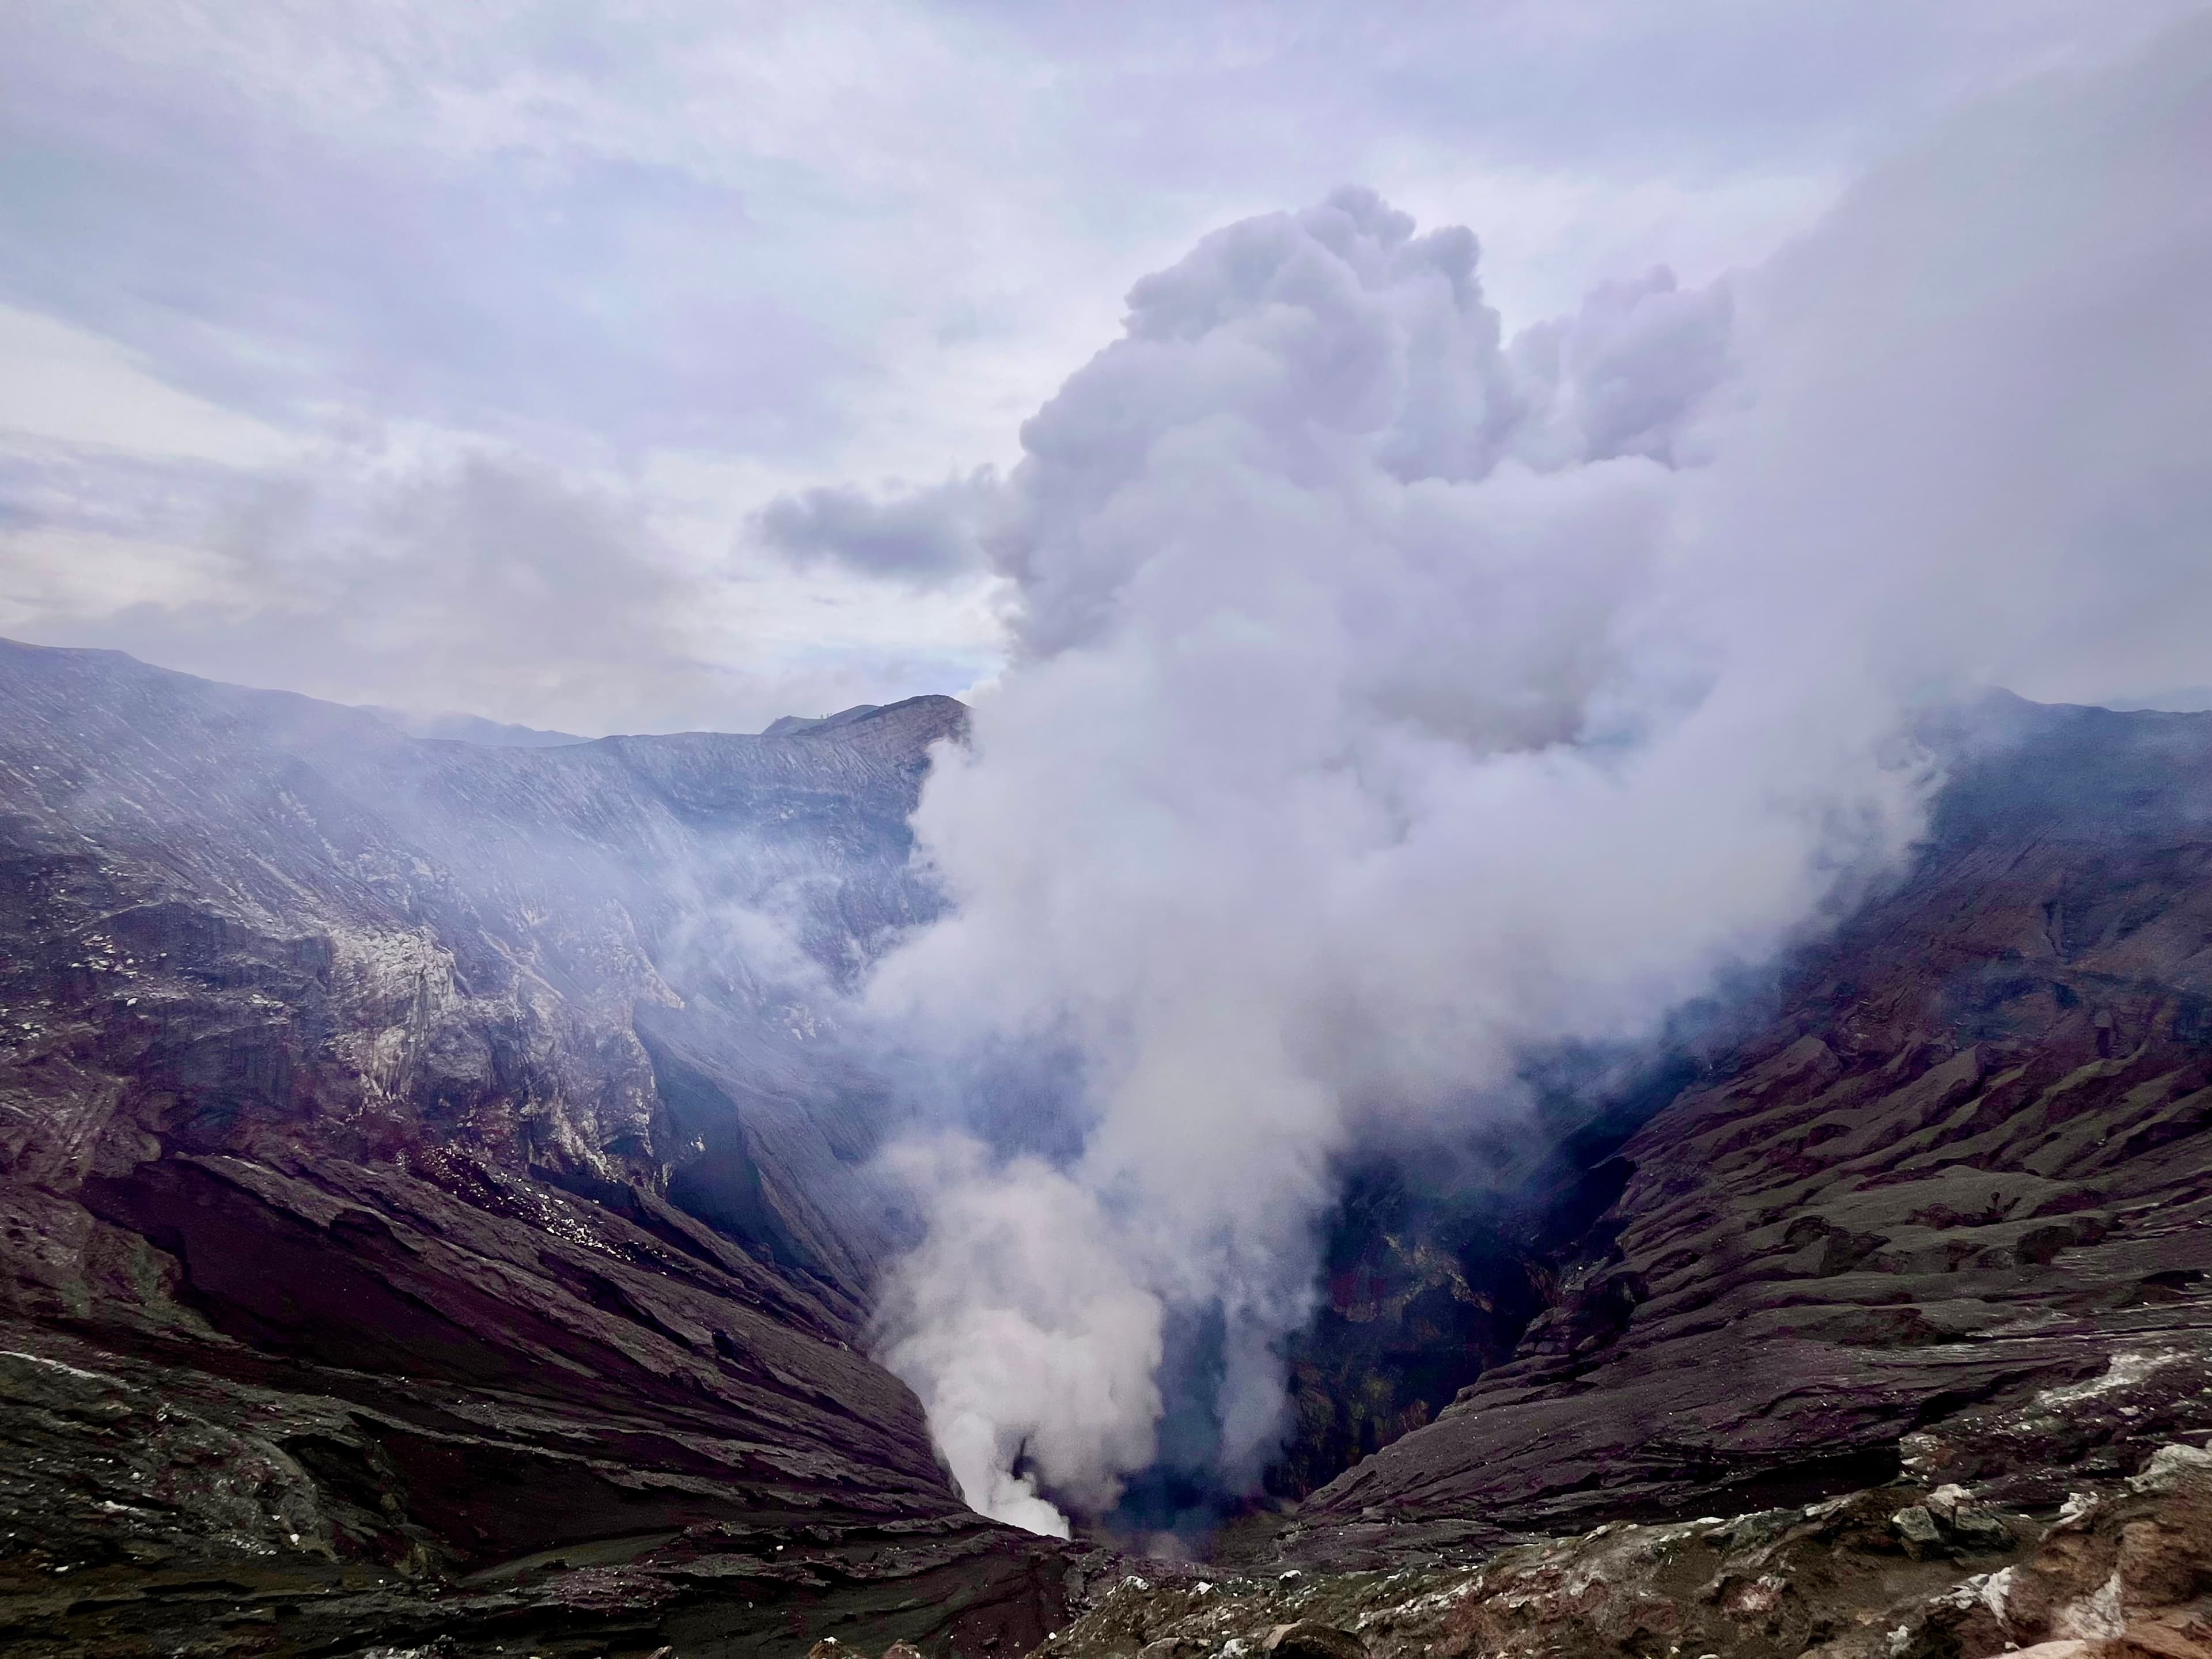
[[2, 1, 2200, 730]]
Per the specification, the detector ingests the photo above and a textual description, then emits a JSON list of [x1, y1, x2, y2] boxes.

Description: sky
[[2, 0, 2202, 735]]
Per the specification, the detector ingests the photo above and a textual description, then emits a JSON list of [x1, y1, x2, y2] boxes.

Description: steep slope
[[0, 640, 1077, 1657], [1293, 697, 2212, 1561]]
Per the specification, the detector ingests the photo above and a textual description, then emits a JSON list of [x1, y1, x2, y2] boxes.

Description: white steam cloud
[[859, 19, 2212, 1533]]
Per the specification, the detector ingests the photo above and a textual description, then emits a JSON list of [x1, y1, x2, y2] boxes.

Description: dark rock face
[[1294, 696, 2212, 1554], [1261, 1058, 1684, 1507], [1265, 1175, 1547, 1502], [0, 639, 1077, 1655]]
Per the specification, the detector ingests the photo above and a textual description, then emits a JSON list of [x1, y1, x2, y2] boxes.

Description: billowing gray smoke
[[847, 20, 2212, 1536]]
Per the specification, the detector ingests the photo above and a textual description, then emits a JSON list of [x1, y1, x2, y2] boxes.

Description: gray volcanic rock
[[0, 639, 1082, 1656], [1294, 696, 2212, 1558], [1043, 1437, 2212, 1659]]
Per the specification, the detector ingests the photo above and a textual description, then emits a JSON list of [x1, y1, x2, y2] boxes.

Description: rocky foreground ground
[[1039, 1444, 2212, 1659], [1029, 1344, 2212, 1659]]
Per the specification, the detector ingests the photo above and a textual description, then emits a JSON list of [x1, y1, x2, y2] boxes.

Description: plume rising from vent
[[846, 22, 2212, 1535]]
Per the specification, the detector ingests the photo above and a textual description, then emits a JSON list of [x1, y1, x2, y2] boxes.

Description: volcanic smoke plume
[[840, 20, 2212, 1535]]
